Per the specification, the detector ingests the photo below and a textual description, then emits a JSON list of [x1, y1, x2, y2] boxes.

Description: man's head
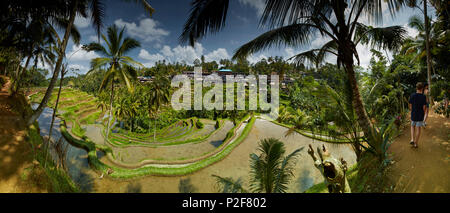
[[416, 82, 424, 91]]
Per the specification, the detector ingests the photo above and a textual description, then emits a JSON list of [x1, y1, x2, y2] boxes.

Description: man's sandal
[[410, 141, 415, 145]]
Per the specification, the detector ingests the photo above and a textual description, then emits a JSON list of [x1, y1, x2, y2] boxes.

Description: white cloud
[[311, 34, 330, 49], [138, 43, 231, 67], [404, 24, 419, 38], [74, 15, 90, 29], [138, 49, 165, 65], [239, 0, 266, 16], [204, 48, 230, 62], [66, 45, 100, 62], [284, 47, 296, 59], [247, 54, 267, 64], [356, 44, 373, 69], [114, 18, 170, 43], [160, 45, 174, 57]]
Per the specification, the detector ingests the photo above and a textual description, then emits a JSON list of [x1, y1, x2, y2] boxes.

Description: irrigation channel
[[34, 104, 357, 193]]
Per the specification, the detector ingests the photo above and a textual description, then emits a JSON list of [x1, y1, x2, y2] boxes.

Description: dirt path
[[0, 76, 47, 193], [387, 112, 450, 193]]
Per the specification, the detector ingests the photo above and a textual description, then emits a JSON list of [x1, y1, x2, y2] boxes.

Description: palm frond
[[273, 147, 303, 193], [408, 15, 425, 32], [119, 37, 141, 55], [288, 40, 338, 68], [180, 0, 229, 46], [233, 23, 315, 60], [118, 65, 134, 92], [84, 42, 110, 57], [249, 153, 265, 193], [212, 175, 247, 193], [288, 49, 320, 68], [355, 22, 407, 51], [99, 65, 115, 92], [260, 0, 317, 28], [89, 0, 106, 37], [121, 56, 144, 68], [107, 25, 121, 55], [90, 57, 111, 71], [122, 0, 155, 16]]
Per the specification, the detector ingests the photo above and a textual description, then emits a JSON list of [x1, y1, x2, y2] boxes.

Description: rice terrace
[[0, 0, 449, 197]]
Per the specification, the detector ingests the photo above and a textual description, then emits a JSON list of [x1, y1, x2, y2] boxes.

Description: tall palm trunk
[[341, 40, 374, 144], [13, 54, 32, 94], [154, 117, 156, 142], [27, 5, 77, 126], [48, 67, 65, 143], [424, 0, 433, 105], [45, 66, 65, 168], [13, 58, 22, 79], [106, 80, 114, 138], [27, 56, 39, 93]]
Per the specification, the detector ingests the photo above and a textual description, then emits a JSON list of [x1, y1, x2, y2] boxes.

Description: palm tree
[[249, 138, 302, 193], [213, 138, 302, 193], [27, 41, 56, 91], [401, 15, 443, 75], [423, 0, 433, 105], [26, 0, 99, 126], [127, 95, 141, 132], [13, 19, 58, 94], [45, 63, 69, 168], [27, 0, 154, 126], [114, 97, 130, 129], [147, 75, 170, 141], [84, 24, 143, 138], [284, 108, 311, 137], [181, 0, 414, 157], [322, 83, 363, 161]]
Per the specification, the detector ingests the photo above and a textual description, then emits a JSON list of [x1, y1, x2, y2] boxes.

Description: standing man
[[409, 82, 428, 148]]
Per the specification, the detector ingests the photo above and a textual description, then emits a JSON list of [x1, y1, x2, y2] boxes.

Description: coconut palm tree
[[147, 75, 170, 141], [84, 24, 143, 137], [114, 97, 130, 129], [13, 19, 56, 94], [181, 0, 415, 158], [321, 83, 363, 161], [249, 138, 303, 193], [284, 108, 312, 137], [423, 0, 433, 105], [213, 138, 302, 193], [401, 15, 444, 73]]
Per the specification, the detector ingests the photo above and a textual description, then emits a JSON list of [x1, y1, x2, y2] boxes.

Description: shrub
[[215, 120, 220, 129], [196, 119, 204, 129]]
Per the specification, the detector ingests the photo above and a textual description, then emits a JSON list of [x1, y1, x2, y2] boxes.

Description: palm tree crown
[[85, 24, 142, 92], [84, 24, 143, 137]]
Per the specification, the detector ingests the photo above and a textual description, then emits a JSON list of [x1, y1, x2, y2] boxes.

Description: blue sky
[[55, 0, 433, 75]]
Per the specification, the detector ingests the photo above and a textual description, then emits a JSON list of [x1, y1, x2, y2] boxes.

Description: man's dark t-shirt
[[409, 93, 427, 121]]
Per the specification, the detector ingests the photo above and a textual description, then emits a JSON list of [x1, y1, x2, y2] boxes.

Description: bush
[[435, 101, 449, 118], [215, 120, 220, 129], [196, 119, 204, 129]]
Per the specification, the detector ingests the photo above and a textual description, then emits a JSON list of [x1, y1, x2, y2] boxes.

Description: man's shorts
[[411, 121, 425, 127]]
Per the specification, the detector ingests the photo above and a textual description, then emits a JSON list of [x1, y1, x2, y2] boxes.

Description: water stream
[[32, 104, 99, 192]]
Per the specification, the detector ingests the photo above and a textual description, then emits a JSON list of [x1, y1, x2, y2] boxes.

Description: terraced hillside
[[107, 118, 226, 146], [29, 88, 257, 178], [29, 88, 104, 138]]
